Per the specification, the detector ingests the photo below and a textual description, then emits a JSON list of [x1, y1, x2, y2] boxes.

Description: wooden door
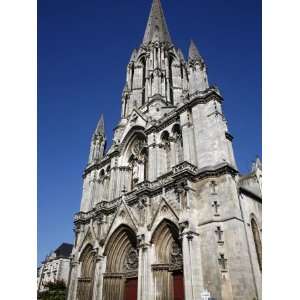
[[173, 271, 184, 300], [124, 277, 138, 300]]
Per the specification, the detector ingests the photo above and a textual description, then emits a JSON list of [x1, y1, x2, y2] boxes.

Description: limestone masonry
[[67, 1, 262, 299]]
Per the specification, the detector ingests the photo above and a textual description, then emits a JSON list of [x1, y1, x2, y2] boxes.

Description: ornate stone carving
[[170, 241, 183, 267], [123, 249, 138, 271]]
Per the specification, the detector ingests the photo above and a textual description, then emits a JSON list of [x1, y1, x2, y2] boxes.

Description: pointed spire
[[95, 114, 105, 136], [189, 40, 203, 61], [143, 0, 172, 45]]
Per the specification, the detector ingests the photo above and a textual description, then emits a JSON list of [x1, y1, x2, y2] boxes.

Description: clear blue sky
[[38, 0, 261, 264]]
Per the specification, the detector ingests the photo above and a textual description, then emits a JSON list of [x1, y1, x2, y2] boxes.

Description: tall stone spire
[[189, 40, 203, 62], [143, 0, 172, 45]]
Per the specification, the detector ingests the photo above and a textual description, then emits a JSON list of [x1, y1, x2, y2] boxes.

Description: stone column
[[137, 234, 152, 300], [93, 255, 105, 300], [148, 134, 157, 181], [170, 139, 176, 167], [180, 223, 204, 300], [180, 111, 197, 165], [67, 260, 80, 300], [157, 144, 165, 176]]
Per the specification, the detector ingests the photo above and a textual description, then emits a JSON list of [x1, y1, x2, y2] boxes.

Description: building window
[[168, 56, 174, 104], [251, 218, 262, 271], [141, 57, 146, 105]]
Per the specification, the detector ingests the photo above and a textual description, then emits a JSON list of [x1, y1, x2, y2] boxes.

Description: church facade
[[67, 1, 262, 300]]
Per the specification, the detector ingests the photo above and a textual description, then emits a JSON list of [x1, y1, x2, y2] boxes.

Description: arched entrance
[[77, 244, 96, 300], [103, 225, 138, 300], [151, 220, 185, 300]]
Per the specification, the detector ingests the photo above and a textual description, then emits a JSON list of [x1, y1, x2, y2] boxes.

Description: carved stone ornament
[[170, 241, 183, 267], [132, 139, 147, 159], [124, 249, 138, 271]]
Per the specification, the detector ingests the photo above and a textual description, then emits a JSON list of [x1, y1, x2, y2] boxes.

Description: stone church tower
[[67, 1, 262, 300]]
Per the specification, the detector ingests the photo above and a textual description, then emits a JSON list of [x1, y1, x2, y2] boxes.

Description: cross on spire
[[143, 0, 172, 45]]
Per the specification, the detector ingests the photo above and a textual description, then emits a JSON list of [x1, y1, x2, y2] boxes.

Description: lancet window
[[168, 56, 174, 104], [251, 218, 262, 271], [141, 57, 146, 105]]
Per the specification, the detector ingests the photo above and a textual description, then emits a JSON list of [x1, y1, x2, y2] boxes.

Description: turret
[[188, 40, 209, 93], [88, 114, 106, 163]]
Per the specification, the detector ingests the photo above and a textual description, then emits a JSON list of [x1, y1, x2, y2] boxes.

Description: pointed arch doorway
[[151, 220, 185, 300], [103, 225, 138, 300], [77, 244, 96, 300]]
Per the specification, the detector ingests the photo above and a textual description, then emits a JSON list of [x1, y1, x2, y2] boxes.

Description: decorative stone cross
[[210, 181, 217, 194], [215, 226, 223, 242], [218, 254, 227, 270], [212, 200, 220, 216]]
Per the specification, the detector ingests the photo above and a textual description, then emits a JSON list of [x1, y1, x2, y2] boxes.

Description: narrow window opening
[[131, 65, 134, 90], [169, 57, 174, 104], [251, 218, 262, 271], [141, 58, 146, 105]]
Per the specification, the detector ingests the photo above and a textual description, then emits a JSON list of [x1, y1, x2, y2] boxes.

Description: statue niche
[[128, 137, 148, 189]]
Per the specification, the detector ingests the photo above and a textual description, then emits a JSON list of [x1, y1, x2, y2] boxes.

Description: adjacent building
[[38, 243, 73, 292], [67, 1, 262, 299]]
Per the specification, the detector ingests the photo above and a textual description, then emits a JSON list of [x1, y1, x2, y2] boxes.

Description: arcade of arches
[[77, 221, 184, 300]]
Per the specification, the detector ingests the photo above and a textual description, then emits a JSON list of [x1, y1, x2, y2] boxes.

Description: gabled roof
[[54, 243, 73, 258]]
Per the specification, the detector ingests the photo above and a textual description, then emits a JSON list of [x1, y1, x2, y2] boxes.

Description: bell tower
[[67, 1, 262, 300]]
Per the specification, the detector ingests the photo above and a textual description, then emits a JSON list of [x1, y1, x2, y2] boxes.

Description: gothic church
[[67, 1, 262, 299]]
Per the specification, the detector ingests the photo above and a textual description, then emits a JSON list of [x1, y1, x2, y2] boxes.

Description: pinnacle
[[189, 40, 203, 61], [143, 0, 172, 45], [95, 114, 105, 136]]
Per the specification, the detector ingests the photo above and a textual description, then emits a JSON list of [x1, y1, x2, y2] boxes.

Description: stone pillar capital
[[181, 230, 199, 241], [137, 234, 150, 249], [96, 255, 105, 262]]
